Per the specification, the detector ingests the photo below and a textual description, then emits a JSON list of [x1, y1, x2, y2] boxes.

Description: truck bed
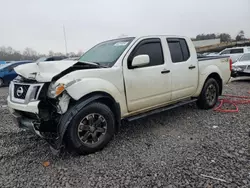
[[198, 55, 230, 61]]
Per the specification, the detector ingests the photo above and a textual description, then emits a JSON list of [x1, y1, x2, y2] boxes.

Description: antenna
[[63, 25, 68, 55]]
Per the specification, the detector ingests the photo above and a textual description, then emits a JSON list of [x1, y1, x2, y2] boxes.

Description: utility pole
[[63, 25, 68, 55]]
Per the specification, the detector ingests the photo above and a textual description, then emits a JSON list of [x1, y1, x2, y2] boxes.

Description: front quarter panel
[[65, 78, 127, 115]]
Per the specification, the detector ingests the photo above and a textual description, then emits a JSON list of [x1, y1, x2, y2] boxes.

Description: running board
[[125, 98, 197, 122]]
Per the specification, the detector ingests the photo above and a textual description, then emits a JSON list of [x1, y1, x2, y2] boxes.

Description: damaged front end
[[8, 76, 72, 155]]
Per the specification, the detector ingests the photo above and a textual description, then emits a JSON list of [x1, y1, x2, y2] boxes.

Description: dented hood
[[14, 60, 77, 82]]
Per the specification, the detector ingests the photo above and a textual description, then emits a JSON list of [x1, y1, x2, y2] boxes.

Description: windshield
[[34, 57, 47, 63], [78, 37, 135, 67], [239, 53, 250, 62]]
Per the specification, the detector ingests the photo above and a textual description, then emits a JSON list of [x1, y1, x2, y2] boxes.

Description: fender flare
[[53, 93, 121, 151]]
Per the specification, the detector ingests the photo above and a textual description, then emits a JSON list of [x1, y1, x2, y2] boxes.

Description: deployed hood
[[14, 60, 77, 82]]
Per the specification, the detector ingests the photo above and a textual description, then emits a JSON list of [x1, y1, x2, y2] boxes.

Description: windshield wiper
[[78, 61, 109, 68]]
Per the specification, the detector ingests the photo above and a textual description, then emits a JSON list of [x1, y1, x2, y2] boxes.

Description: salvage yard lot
[[0, 80, 250, 188]]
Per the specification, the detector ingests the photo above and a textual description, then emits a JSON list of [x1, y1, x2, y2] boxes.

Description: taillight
[[229, 58, 232, 71]]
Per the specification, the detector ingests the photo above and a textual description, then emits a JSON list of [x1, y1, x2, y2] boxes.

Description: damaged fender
[[53, 94, 121, 152]]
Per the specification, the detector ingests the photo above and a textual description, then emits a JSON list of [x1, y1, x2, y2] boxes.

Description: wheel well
[[70, 91, 121, 132], [206, 73, 223, 95]]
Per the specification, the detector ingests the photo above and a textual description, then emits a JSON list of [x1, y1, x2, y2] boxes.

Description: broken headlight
[[47, 82, 65, 98]]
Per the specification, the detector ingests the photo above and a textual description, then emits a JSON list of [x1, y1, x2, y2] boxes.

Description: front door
[[123, 38, 172, 112]]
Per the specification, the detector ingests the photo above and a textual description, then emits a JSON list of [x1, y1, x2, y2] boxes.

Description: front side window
[[128, 39, 164, 68], [34, 57, 47, 63], [220, 50, 230, 55], [79, 37, 135, 67]]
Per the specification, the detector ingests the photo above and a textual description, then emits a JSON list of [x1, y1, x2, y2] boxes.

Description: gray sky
[[0, 0, 249, 54]]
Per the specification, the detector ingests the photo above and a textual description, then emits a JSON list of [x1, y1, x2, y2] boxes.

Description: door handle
[[189, 65, 196, 69], [161, 70, 170, 74]]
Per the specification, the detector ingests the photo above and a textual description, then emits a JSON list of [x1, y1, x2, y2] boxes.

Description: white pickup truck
[[7, 35, 232, 155]]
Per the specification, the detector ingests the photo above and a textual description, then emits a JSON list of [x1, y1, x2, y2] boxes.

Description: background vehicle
[[0, 60, 33, 87], [63, 56, 81, 61], [34, 55, 68, 63], [218, 46, 250, 63], [8, 35, 231, 155], [231, 53, 250, 77]]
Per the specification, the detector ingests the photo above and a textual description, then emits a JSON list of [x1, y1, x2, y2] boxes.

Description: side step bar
[[125, 98, 198, 122]]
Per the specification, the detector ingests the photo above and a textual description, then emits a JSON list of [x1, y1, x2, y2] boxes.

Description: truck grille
[[13, 84, 30, 99], [10, 82, 44, 104]]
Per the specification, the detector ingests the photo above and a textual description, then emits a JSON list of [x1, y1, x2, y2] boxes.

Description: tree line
[[0, 47, 83, 61], [192, 30, 247, 42], [0, 30, 248, 61]]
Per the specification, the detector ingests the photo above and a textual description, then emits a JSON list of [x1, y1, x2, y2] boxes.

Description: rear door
[[123, 37, 172, 112], [166, 38, 199, 100]]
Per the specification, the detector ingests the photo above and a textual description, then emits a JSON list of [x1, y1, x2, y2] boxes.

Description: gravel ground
[[0, 80, 250, 188]]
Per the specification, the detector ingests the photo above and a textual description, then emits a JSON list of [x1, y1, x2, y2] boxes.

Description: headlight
[[47, 82, 65, 98]]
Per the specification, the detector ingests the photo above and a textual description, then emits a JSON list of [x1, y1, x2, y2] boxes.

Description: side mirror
[[131, 54, 150, 68]]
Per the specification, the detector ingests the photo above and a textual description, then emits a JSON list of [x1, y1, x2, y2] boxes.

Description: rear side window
[[167, 38, 190, 63], [230, 48, 243, 54], [128, 38, 164, 68]]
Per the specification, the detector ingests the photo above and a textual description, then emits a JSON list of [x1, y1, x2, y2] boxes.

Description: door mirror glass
[[131, 54, 150, 68]]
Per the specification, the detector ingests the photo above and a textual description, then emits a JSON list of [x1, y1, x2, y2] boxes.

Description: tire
[[66, 102, 115, 155], [0, 78, 3, 87], [196, 78, 219, 109]]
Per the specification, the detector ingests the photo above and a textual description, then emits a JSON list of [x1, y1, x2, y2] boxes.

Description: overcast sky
[[0, 0, 249, 54]]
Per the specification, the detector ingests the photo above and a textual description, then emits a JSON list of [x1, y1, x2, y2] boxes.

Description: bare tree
[[218, 33, 231, 42], [195, 33, 231, 42], [236, 30, 245, 41], [76, 50, 83, 56]]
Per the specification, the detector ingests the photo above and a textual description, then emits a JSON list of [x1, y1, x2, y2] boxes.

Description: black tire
[[196, 78, 219, 109], [0, 78, 3, 87], [66, 102, 115, 155]]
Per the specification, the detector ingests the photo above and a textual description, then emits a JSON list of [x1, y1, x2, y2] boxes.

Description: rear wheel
[[66, 102, 115, 155], [197, 78, 219, 109], [0, 78, 3, 87]]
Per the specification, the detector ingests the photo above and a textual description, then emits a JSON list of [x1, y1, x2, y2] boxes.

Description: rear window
[[230, 48, 243, 54]]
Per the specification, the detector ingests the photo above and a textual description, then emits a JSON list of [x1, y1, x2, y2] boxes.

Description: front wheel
[[196, 78, 219, 109], [66, 102, 115, 155]]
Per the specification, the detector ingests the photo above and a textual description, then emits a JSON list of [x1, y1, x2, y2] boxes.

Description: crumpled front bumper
[[7, 96, 63, 155], [8, 96, 40, 130]]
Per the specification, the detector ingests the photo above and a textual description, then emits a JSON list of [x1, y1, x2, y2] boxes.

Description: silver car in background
[[231, 53, 250, 77], [219, 47, 250, 63]]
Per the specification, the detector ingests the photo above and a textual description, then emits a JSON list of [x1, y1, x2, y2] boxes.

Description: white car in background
[[219, 47, 250, 63], [231, 53, 250, 77]]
